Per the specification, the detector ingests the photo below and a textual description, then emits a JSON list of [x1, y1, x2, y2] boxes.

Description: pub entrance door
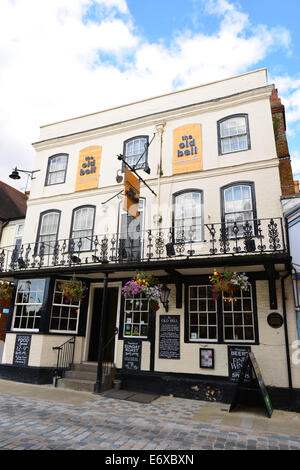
[[88, 287, 119, 362]]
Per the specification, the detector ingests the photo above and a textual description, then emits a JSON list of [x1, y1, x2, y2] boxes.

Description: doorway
[[88, 287, 119, 362]]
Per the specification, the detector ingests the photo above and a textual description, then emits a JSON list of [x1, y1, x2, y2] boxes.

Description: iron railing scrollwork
[[0, 217, 288, 273]]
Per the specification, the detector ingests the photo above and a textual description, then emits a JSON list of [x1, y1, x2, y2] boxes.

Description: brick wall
[[271, 89, 295, 196]]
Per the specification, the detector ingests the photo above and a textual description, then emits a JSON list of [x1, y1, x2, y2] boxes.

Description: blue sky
[[1, 0, 300, 190]]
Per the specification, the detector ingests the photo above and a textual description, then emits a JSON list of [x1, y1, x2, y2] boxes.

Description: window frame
[[122, 135, 149, 173], [122, 293, 150, 339], [217, 114, 251, 156], [45, 153, 69, 186], [49, 280, 81, 334], [172, 189, 204, 243], [69, 205, 96, 252], [35, 209, 61, 255], [12, 278, 47, 332], [220, 181, 257, 237], [184, 278, 259, 345]]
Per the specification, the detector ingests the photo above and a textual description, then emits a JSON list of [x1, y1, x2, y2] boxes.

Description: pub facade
[[0, 68, 299, 410]]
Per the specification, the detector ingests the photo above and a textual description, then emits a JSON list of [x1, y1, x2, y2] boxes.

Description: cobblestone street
[[0, 379, 299, 451]]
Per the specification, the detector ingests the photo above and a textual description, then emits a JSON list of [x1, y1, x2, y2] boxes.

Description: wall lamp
[[116, 169, 123, 184], [160, 284, 171, 312], [9, 167, 40, 181]]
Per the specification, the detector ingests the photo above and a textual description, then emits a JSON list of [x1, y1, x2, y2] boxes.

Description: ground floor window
[[123, 293, 149, 338], [49, 281, 80, 333], [189, 285, 217, 341], [223, 285, 254, 341], [13, 279, 46, 331], [187, 281, 256, 343]]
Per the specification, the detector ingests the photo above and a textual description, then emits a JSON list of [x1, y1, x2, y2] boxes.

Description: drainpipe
[[155, 123, 165, 226], [281, 270, 293, 390]]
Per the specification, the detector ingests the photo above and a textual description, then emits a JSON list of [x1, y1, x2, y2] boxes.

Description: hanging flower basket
[[122, 271, 161, 313], [0, 281, 13, 302], [58, 279, 87, 303], [209, 269, 249, 300]]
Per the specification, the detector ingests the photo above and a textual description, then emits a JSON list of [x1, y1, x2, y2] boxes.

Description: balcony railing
[[0, 218, 287, 273]]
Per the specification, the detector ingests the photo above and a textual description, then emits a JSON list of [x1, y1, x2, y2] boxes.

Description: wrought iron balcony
[[0, 218, 288, 274]]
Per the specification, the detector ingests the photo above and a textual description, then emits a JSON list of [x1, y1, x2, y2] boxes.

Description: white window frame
[[37, 211, 60, 255], [46, 154, 68, 186], [123, 293, 149, 338], [174, 190, 203, 243], [70, 206, 95, 252], [49, 280, 81, 334], [188, 285, 218, 342], [124, 136, 148, 170], [12, 279, 46, 332], [222, 285, 255, 343], [218, 115, 250, 155]]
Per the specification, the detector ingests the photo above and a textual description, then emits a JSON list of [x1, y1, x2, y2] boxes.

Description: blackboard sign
[[122, 339, 141, 371], [228, 345, 252, 382], [159, 315, 180, 359], [13, 334, 31, 366], [230, 352, 273, 418]]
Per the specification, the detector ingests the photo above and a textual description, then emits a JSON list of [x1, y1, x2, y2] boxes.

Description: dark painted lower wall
[[0, 364, 55, 385], [116, 369, 300, 413]]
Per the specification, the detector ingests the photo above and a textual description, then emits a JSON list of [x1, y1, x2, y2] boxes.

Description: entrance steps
[[56, 362, 116, 393]]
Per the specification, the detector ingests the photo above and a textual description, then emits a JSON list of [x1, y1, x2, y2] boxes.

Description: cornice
[[32, 85, 274, 151]]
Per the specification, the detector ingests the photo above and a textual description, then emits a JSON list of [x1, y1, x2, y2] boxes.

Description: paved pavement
[[0, 379, 299, 451]]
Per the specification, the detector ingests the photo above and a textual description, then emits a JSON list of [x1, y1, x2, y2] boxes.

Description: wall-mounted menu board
[[122, 339, 142, 371], [159, 315, 180, 359], [13, 334, 31, 366], [228, 345, 252, 382]]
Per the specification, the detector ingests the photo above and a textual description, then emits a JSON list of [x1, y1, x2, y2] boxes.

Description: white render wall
[[22, 70, 280, 246]]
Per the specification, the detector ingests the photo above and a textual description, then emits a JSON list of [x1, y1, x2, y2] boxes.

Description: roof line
[[33, 83, 273, 146]]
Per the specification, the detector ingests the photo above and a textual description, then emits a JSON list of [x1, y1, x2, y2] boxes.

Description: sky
[[1, 0, 300, 192]]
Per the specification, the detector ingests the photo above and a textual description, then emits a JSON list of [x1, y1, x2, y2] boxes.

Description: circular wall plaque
[[267, 312, 283, 328]]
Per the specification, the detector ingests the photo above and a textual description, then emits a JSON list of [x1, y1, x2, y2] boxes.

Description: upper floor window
[[173, 190, 203, 242], [14, 223, 24, 251], [123, 136, 149, 172], [36, 210, 60, 255], [218, 115, 250, 155], [46, 154, 68, 186], [70, 206, 95, 251], [221, 182, 256, 237]]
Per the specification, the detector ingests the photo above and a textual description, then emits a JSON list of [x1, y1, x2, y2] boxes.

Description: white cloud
[[0, 0, 293, 192]]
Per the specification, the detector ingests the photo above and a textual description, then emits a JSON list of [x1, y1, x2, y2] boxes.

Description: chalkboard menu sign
[[159, 315, 180, 359], [13, 334, 31, 366], [228, 345, 252, 382], [229, 352, 273, 418], [122, 339, 142, 371]]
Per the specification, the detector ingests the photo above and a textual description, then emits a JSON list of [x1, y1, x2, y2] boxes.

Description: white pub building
[[0, 68, 299, 411]]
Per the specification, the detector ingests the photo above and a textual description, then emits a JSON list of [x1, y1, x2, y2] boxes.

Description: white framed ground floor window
[[49, 280, 80, 333], [187, 281, 256, 343]]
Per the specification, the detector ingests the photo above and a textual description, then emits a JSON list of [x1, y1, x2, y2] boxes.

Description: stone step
[[57, 378, 95, 392], [64, 370, 97, 381], [71, 362, 98, 373], [55, 362, 116, 393]]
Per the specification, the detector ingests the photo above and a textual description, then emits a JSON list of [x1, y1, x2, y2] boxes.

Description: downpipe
[[281, 270, 293, 391]]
